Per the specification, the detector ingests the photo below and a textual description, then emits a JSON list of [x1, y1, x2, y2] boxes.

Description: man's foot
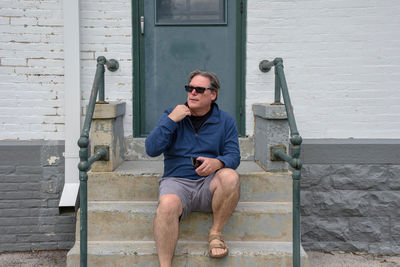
[[208, 234, 229, 258]]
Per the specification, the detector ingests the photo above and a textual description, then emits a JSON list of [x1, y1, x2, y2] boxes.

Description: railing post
[[292, 170, 301, 267], [290, 135, 302, 267], [274, 67, 281, 104], [77, 137, 89, 267], [97, 56, 106, 103]]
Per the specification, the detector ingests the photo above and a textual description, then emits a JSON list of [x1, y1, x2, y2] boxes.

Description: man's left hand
[[195, 157, 224, 176]]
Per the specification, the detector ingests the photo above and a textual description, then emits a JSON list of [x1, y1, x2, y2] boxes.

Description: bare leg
[[154, 194, 183, 267], [208, 168, 240, 257]]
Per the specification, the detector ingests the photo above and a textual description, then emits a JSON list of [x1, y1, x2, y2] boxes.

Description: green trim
[[132, 0, 141, 137], [235, 0, 246, 136], [133, 0, 146, 137], [138, 0, 146, 137]]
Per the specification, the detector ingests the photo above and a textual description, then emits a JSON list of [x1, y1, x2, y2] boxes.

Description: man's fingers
[[196, 156, 205, 162], [195, 161, 209, 175], [196, 163, 206, 173], [169, 105, 191, 122]]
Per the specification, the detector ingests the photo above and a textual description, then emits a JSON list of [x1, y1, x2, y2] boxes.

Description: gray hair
[[188, 70, 221, 102], [188, 70, 221, 91]]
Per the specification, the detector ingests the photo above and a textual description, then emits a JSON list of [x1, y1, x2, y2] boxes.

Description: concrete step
[[76, 201, 292, 242], [67, 240, 309, 267], [88, 160, 293, 202]]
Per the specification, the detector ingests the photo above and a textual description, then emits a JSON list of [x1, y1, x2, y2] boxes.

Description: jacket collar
[[184, 102, 220, 124], [206, 103, 220, 124]]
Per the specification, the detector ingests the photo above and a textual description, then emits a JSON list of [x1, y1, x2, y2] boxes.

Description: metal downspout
[[59, 0, 81, 212]]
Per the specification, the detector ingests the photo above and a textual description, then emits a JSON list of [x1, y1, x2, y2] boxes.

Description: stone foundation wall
[[300, 139, 400, 254]]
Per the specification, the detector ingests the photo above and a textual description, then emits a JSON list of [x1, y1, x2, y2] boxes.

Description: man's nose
[[190, 89, 197, 95]]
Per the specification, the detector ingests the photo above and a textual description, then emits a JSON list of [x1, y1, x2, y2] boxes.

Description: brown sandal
[[208, 234, 229, 258]]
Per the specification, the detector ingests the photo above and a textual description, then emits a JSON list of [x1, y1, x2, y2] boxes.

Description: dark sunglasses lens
[[195, 87, 206, 93], [185, 85, 206, 93]]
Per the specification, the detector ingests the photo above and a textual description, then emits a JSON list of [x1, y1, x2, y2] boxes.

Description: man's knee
[[214, 168, 240, 191], [157, 194, 183, 219]]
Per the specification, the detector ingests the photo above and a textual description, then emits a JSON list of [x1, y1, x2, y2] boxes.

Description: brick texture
[[246, 0, 400, 138], [0, 0, 65, 140], [79, 0, 133, 137], [0, 0, 133, 140], [0, 141, 76, 252], [2, 0, 399, 139]]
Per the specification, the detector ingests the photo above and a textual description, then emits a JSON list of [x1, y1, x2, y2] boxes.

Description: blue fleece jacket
[[145, 104, 240, 180]]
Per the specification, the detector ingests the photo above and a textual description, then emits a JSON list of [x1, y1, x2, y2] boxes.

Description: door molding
[[236, 0, 246, 136], [132, 0, 246, 137]]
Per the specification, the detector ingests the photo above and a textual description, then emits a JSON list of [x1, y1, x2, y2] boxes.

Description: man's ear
[[211, 90, 217, 101]]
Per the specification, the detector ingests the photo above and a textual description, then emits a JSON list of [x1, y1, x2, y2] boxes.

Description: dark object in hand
[[191, 157, 203, 168]]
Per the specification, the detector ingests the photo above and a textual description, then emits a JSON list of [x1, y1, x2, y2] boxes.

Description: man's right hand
[[168, 105, 191, 122]]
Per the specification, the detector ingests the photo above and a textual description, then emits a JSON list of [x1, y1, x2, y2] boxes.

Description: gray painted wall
[[0, 141, 75, 252], [300, 139, 400, 254]]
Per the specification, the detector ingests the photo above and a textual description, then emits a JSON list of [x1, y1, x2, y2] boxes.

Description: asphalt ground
[[0, 250, 400, 267]]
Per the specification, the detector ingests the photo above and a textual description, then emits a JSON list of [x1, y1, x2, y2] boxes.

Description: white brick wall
[[246, 0, 400, 138], [1, 0, 399, 140], [0, 0, 133, 140], [79, 0, 132, 137], [0, 0, 65, 140]]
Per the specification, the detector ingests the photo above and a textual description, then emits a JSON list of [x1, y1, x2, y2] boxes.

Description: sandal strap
[[209, 242, 227, 250], [208, 234, 223, 243], [208, 235, 229, 258], [208, 234, 228, 250]]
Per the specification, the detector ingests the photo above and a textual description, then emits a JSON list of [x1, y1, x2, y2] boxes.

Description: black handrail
[[260, 57, 303, 267], [77, 56, 119, 267]]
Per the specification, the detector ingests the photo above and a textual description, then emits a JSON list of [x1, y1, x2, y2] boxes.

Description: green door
[[133, 0, 245, 136]]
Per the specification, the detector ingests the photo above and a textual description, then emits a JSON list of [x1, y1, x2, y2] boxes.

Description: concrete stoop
[[75, 201, 292, 242], [67, 241, 308, 267], [67, 160, 309, 266]]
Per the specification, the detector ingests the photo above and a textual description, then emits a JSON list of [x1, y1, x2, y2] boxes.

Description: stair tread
[[68, 240, 307, 256], [88, 163, 293, 202], [79, 201, 292, 242], [87, 201, 292, 214]]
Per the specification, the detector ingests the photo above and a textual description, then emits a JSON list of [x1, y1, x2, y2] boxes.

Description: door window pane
[[156, 0, 226, 25]]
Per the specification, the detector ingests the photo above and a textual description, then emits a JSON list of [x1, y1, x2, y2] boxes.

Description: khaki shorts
[[158, 174, 216, 219]]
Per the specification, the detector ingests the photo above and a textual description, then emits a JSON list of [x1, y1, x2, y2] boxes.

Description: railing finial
[[259, 60, 273, 72], [97, 56, 106, 65], [106, 59, 119, 72]]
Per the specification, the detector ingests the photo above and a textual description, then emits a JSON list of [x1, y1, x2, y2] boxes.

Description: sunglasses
[[185, 85, 215, 94]]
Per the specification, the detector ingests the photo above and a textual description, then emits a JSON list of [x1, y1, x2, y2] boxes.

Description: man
[[145, 70, 240, 267]]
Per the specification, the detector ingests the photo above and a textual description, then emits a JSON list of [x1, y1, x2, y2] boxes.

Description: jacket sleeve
[[216, 117, 240, 169], [145, 110, 177, 157]]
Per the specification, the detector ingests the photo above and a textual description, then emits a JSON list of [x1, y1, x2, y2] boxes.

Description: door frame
[[132, 0, 246, 137]]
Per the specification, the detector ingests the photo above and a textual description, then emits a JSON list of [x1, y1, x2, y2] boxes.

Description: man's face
[[187, 75, 217, 114]]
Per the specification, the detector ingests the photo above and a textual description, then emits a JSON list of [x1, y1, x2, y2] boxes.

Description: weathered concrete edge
[[92, 102, 126, 119], [253, 103, 288, 119], [299, 138, 400, 164]]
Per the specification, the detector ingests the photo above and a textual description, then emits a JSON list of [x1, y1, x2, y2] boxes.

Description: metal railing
[[77, 56, 119, 267], [259, 57, 303, 267]]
